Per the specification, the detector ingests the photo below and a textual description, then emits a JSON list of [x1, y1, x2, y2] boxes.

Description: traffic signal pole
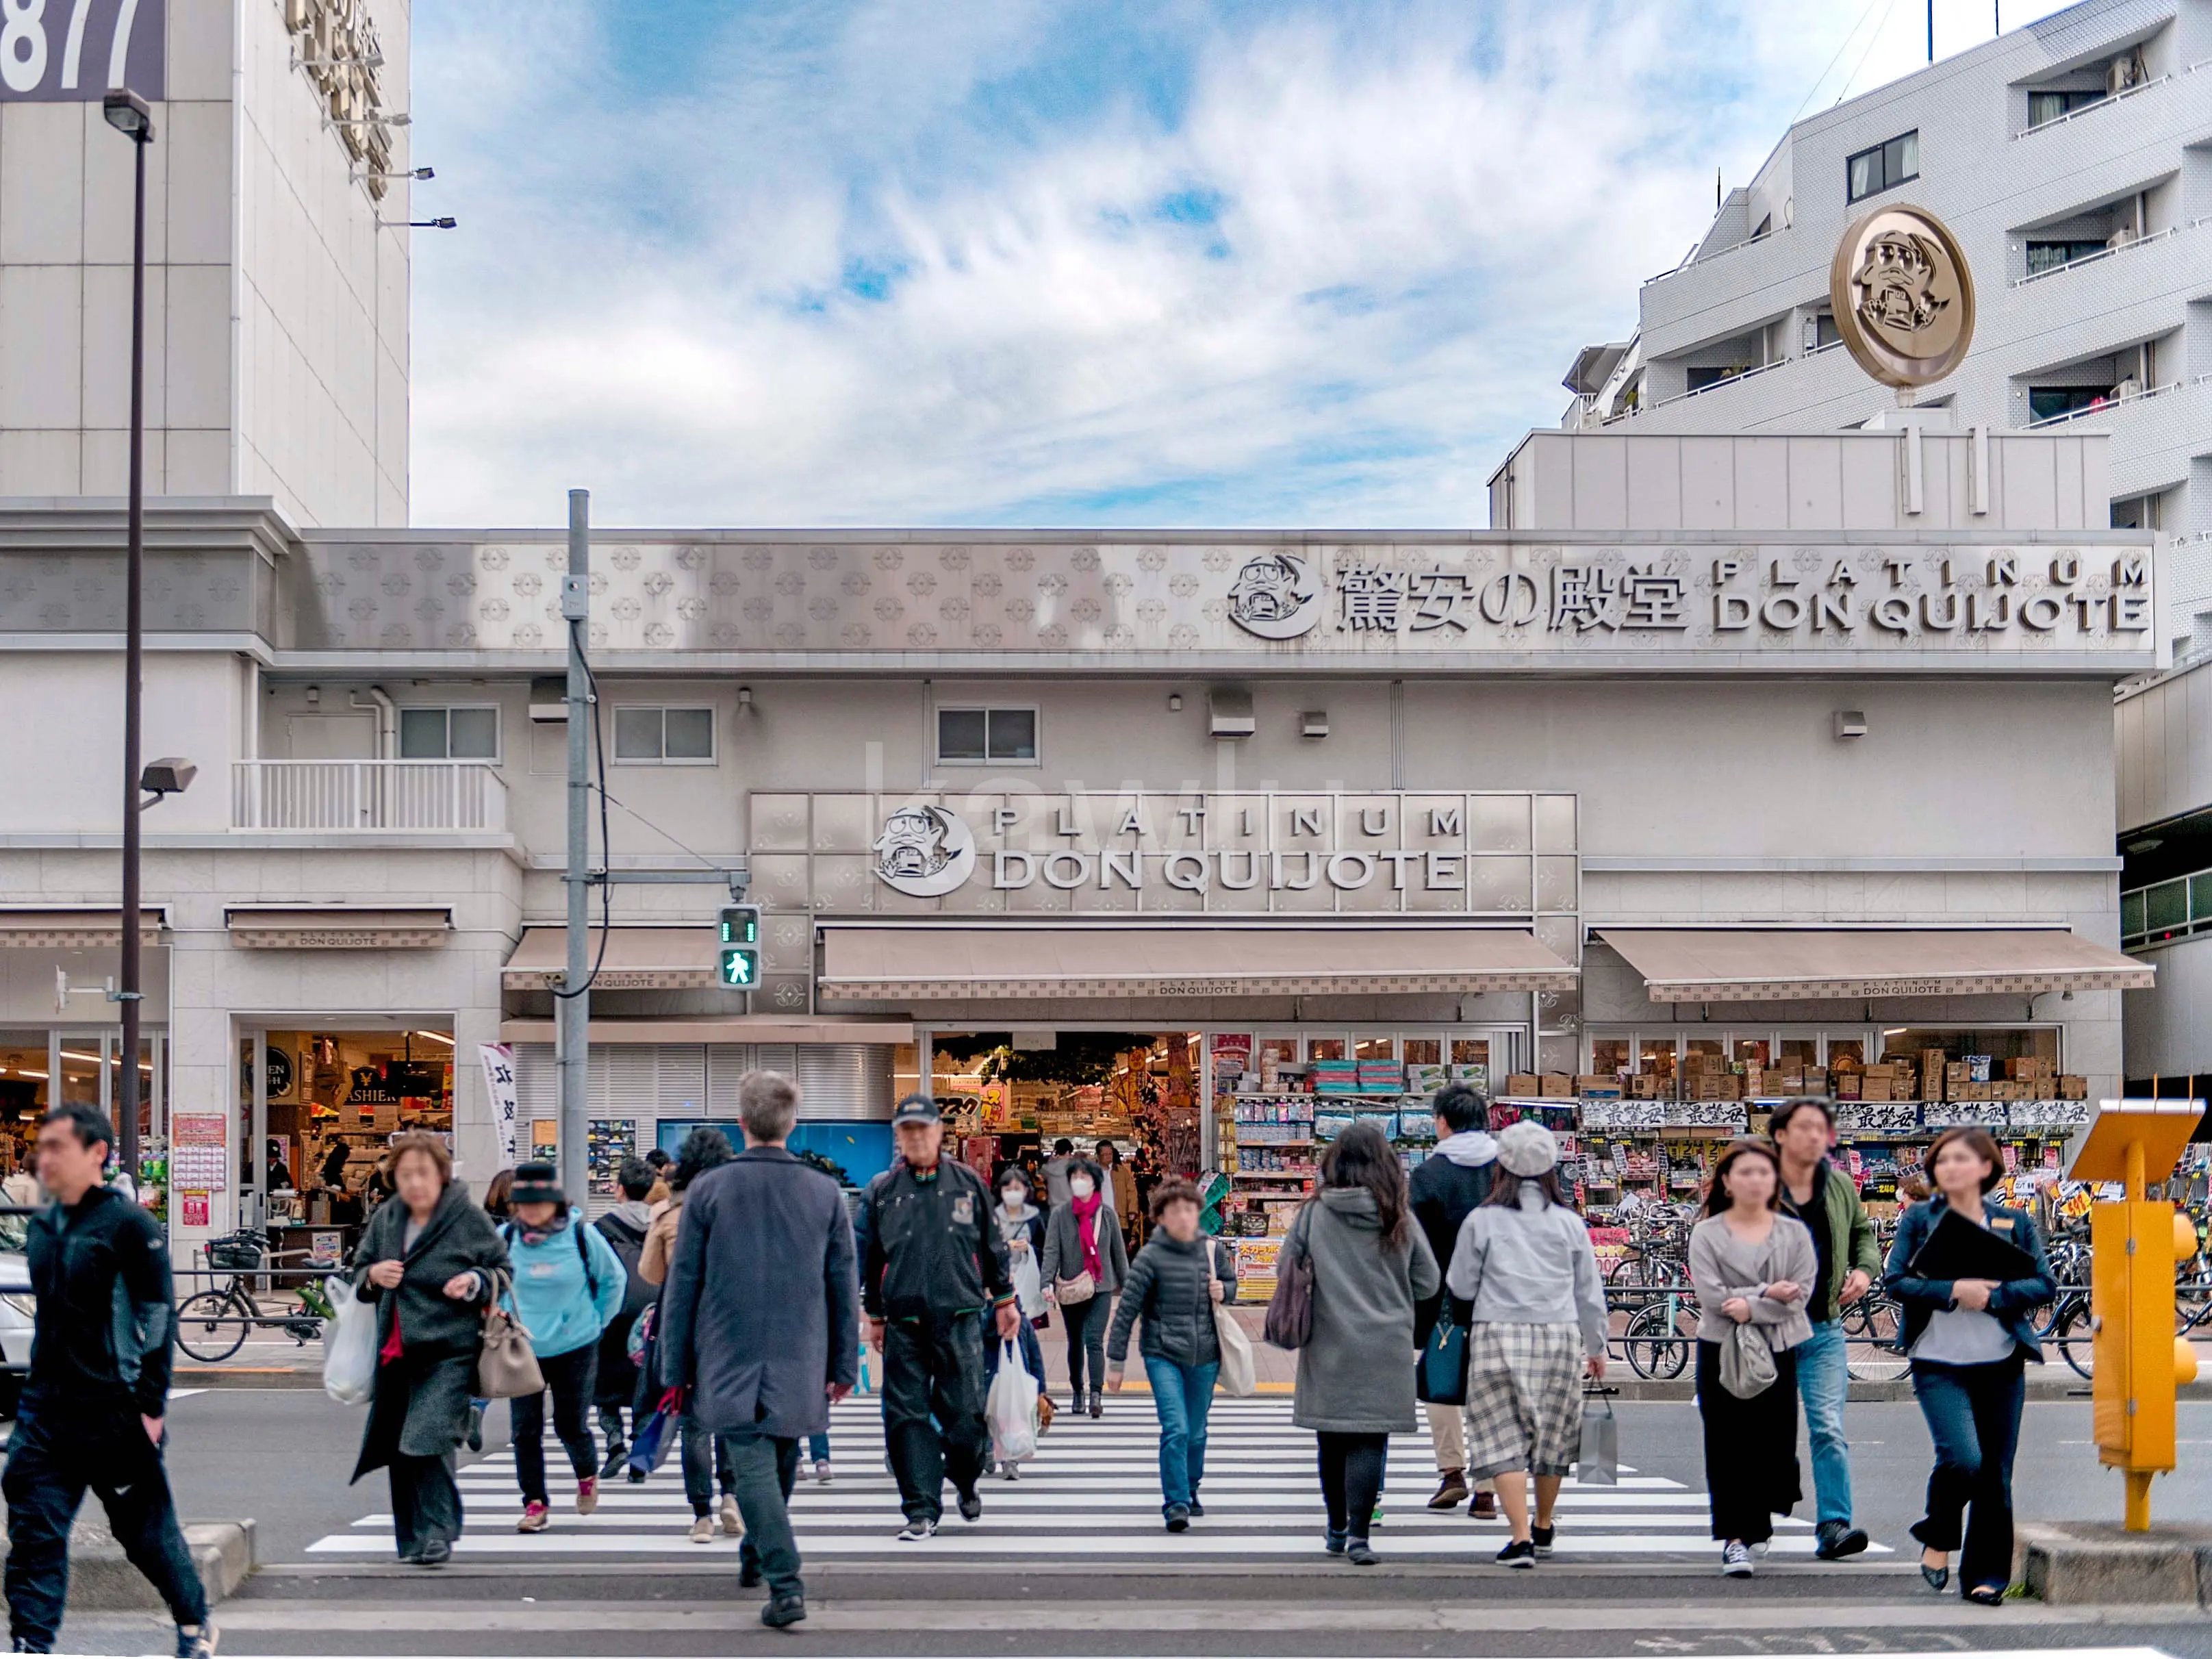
[[558, 490, 592, 1206]]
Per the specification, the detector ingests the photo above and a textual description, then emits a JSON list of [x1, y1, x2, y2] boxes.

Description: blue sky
[[407, 0, 2079, 528]]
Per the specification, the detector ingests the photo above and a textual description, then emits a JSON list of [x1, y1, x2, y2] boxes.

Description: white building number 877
[[1, 0, 144, 97]]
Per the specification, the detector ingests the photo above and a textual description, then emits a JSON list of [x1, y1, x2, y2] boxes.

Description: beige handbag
[[1054, 1270, 1097, 1305], [475, 1269, 545, 1400]]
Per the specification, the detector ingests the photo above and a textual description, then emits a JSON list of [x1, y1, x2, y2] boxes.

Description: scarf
[[1071, 1189, 1105, 1278]]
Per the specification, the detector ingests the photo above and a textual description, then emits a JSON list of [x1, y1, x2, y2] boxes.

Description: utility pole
[[1927, 0, 1935, 62], [557, 489, 591, 1205]]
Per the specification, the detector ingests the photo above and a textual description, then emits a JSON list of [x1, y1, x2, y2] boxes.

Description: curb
[[0, 1521, 255, 1610], [2018, 1521, 2212, 1607]]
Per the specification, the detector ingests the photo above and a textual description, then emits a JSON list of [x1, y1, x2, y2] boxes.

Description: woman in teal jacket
[[499, 1161, 627, 1531]]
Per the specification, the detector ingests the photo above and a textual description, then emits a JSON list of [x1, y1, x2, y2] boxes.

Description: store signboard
[[0, 0, 163, 102], [290, 537, 2155, 666]]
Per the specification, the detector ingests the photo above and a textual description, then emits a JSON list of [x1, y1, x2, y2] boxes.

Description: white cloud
[[405, 0, 2075, 528]]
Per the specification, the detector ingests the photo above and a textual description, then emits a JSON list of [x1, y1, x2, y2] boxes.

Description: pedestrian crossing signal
[[717, 904, 761, 990]]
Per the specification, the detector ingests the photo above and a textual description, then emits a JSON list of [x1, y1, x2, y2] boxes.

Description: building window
[[2024, 240, 2105, 277], [1845, 130, 1918, 203], [1686, 364, 1751, 393], [397, 707, 498, 761], [2027, 88, 2103, 127], [936, 707, 1038, 764], [612, 707, 715, 763], [2028, 385, 2112, 423]]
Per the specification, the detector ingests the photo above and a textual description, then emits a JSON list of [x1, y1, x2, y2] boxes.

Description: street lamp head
[[102, 90, 153, 141], [138, 757, 195, 798]]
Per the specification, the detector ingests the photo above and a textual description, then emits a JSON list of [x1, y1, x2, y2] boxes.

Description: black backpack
[[594, 1211, 656, 1324], [501, 1219, 601, 1303]]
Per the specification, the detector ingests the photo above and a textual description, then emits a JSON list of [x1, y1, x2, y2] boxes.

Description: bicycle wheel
[[1624, 1298, 1694, 1381], [175, 1290, 247, 1363], [2052, 1297, 2094, 1379], [1844, 1297, 1907, 1382]]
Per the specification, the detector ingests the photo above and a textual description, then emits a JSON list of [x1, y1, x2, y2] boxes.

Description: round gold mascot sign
[[1829, 204, 1975, 389]]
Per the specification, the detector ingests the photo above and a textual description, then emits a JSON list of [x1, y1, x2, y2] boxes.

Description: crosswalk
[[304, 1396, 1890, 1564]]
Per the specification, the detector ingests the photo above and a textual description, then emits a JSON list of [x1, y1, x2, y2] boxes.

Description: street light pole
[[104, 90, 153, 1180]]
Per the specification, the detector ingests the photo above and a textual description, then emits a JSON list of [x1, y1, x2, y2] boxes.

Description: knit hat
[[509, 1159, 564, 1206], [1495, 1119, 1560, 1179]]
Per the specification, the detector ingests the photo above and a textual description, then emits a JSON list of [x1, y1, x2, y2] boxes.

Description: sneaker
[[464, 1402, 485, 1454], [1323, 1526, 1347, 1555], [1495, 1538, 1536, 1569], [575, 1476, 598, 1516], [1347, 1540, 1379, 1567], [416, 1539, 450, 1569], [898, 1517, 939, 1542], [175, 1624, 217, 1659], [957, 1487, 983, 1523], [1531, 1523, 1555, 1560], [1188, 1496, 1204, 1518], [1165, 1503, 1191, 1532], [14, 1641, 51, 1654], [1428, 1471, 1469, 1510], [761, 1593, 806, 1629], [1814, 1519, 1870, 1560], [688, 1515, 715, 1545], [1471, 1490, 1498, 1520], [1722, 1541, 1755, 1578], [814, 1459, 833, 1484], [720, 1495, 743, 1536], [626, 1466, 646, 1485], [1089, 1389, 1103, 1419], [599, 1443, 628, 1480], [516, 1502, 550, 1533]]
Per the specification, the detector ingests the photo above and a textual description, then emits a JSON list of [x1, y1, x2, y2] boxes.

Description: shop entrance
[[0, 1028, 165, 1191]]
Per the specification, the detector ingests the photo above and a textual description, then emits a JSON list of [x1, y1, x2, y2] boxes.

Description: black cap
[[891, 1092, 940, 1126], [509, 1159, 564, 1206]]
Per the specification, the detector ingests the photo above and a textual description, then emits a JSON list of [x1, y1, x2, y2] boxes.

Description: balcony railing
[[2123, 868, 2212, 951], [2013, 217, 2209, 288], [232, 761, 509, 832]]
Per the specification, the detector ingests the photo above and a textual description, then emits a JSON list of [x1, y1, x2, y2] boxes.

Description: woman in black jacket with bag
[[350, 1132, 509, 1567], [1104, 1179, 1237, 1531]]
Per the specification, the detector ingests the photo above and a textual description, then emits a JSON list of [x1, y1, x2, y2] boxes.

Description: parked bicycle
[[174, 1230, 333, 1363]]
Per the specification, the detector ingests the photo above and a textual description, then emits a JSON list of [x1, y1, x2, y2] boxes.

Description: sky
[[406, 0, 2081, 529]]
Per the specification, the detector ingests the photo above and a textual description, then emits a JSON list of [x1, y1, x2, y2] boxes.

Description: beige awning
[[502, 926, 717, 991], [227, 907, 452, 949], [818, 926, 1578, 1002], [498, 1016, 913, 1046], [0, 909, 166, 948], [1598, 928, 2154, 1004]]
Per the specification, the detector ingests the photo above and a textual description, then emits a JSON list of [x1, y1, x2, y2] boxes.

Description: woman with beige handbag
[[1041, 1163, 1128, 1417], [348, 1132, 510, 1568]]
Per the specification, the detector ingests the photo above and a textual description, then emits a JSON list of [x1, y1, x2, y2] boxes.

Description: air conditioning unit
[[2107, 226, 2136, 250], [2107, 49, 2145, 93], [2113, 377, 2140, 400]]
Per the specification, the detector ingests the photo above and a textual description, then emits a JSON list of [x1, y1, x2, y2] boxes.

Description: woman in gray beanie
[[1445, 1119, 1607, 1569]]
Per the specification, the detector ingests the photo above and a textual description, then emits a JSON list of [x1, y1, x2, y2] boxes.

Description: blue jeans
[[1143, 1356, 1219, 1512], [1795, 1318, 1853, 1525], [806, 1432, 830, 1462], [1910, 1356, 2025, 1594]]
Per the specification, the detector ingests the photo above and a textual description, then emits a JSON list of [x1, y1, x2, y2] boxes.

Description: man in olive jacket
[[661, 1071, 858, 1628], [1772, 1096, 1882, 1562]]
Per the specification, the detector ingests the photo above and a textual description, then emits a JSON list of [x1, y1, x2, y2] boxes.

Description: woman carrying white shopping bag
[[993, 1167, 1047, 1321], [1104, 1178, 1238, 1532]]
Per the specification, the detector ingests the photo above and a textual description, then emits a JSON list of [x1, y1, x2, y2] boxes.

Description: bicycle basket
[[206, 1237, 263, 1270]]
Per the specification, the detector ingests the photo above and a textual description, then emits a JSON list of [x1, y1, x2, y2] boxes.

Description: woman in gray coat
[[351, 1132, 509, 1567], [1041, 1165, 1128, 1417], [1284, 1122, 1439, 1565]]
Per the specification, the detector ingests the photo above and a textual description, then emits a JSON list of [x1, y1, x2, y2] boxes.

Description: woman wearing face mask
[[1041, 1161, 1128, 1417], [994, 1167, 1047, 1325]]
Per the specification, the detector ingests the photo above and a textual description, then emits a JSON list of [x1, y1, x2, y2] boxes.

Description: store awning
[[497, 1017, 913, 1045], [0, 908, 166, 948], [227, 907, 452, 949], [1597, 928, 2154, 1004], [502, 926, 717, 991], [817, 926, 1579, 1002]]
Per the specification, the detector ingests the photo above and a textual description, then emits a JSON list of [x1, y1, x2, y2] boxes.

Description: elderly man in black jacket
[[661, 1071, 859, 1629], [1410, 1084, 1499, 1515], [3, 1104, 212, 1659]]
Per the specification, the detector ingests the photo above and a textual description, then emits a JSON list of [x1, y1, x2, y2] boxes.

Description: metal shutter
[[796, 1045, 894, 1121], [656, 1045, 707, 1115], [513, 1043, 557, 1126], [754, 1043, 798, 1078], [706, 1045, 753, 1116]]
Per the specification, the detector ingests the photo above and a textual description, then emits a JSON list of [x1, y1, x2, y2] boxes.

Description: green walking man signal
[[717, 903, 761, 989]]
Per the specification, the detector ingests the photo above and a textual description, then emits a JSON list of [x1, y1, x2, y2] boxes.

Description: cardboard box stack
[[1505, 1073, 1540, 1097], [1539, 1073, 1574, 1099]]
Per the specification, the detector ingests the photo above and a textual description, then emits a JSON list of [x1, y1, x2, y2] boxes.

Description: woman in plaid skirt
[[1443, 1120, 1608, 1569]]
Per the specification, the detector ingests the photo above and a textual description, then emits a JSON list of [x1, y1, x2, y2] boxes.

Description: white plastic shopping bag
[[987, 1339, 1040, 1465], [322, 1280, 379, 1406], [1010, 1250, 1043, 1319]]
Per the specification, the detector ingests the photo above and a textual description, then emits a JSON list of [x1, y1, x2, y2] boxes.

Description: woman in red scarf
[[1041, 1163, 1129, 1417]]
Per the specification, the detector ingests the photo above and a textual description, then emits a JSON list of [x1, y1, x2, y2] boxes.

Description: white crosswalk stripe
[[305, 1397, 1891, 1562]]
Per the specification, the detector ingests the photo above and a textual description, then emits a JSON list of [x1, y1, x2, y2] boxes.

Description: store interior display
[[246, 1029, 455, 1242]]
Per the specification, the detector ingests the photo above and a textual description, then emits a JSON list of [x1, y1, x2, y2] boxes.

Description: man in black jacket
[[1410, 1084, 1498, 1516], [3, 1104, 212, 1658], [855, 1094, 1019, 1541]]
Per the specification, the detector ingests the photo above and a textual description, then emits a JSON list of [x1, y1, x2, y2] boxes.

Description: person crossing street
[[855, 1093, 1021, 1541], [2, 1104, 214, 1659], [1771, 1096, 1879, 1561]]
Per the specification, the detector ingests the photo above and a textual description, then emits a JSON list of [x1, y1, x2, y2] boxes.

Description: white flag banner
[[479, 1043, 517, 1169]]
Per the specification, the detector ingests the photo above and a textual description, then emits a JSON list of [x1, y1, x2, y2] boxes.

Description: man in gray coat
[[661, 1071, 859, 1628]]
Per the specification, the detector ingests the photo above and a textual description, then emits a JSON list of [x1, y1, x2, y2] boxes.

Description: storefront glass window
[[0, 1031, 48, 1176], [57, 1039, 102, 1109], [1879, 1028, 2059, 1065], [1732, 1037, 1771, 1067], [1825, 1037, 1865, 1069], [1451, 1038, 1491, 1069], [1307, 1038, 1347, 1062], [1354, 1037, 1395, 1061], [1401, 1039, 1440, 1066], [1778, 1038, 1818, 1069], [1638, 1036, 1677, 1093], [1590, 1037, 1631, 1079]]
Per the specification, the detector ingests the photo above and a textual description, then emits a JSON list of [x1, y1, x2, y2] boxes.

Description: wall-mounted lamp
[[1301, 710, 1330, 739], [305, 684, 320, 705], [380, 216, 456, 229], [737, 686, 754, 714], [1833, 709, 1868, 741], [1167, 694, 1183, 712], [1208, 687, 1254, 738]]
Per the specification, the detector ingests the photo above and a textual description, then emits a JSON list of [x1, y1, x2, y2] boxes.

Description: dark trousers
[[1696, 1341, 1802, 1545], [512, 1343, 599, 1505], [388, 1453, 461, 1561], [1910, 1354, 2026, 1593], [1316, 1430, 1388, 1544], [681, 1415, 736, 1515], [3, 1398, 207, 1647], [730, 1431, 804, 1598], [1062, 1293, 1107, 1400], [882, 1310, 989, 1523]]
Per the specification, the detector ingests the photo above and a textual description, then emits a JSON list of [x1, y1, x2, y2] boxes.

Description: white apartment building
[[1566, 0, 2212, 650], [0, 0, 411, 525]]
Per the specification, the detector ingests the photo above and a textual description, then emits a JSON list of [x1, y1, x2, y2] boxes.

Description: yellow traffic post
[[2069, 1099, 2204, 1530]]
